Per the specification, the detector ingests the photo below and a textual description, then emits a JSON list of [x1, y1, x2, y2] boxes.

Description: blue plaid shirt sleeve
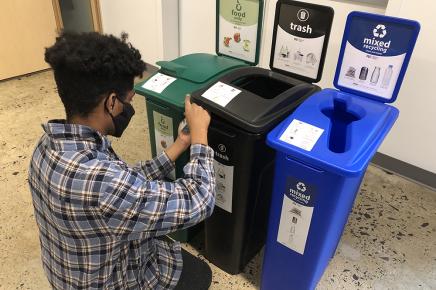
[[99, 144, 216, 240], [131, 151, 175, 180]]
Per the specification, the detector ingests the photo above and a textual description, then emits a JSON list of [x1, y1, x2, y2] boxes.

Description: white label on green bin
[[202, 82, 241, 107], [153, 111, 176, 180], [142, 73, 177, 94], [277, 177, 316, 255], [214, 159, 234, 213], [279, 119, 324, 151]]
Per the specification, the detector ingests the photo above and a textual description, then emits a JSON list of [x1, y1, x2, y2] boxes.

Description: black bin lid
[[192, 67, 319, 134]]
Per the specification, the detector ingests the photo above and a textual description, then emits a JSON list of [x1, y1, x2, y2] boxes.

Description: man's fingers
[[185, 94, 192, 112]]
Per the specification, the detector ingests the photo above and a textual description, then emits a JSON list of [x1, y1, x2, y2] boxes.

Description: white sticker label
[[279, 119, 324, 151], [277, 194, 313, 255], [213, 160, 234, 213], [153, 111, 176, 180], [142, 73, 177, 94], [201, 82, 241, 107]]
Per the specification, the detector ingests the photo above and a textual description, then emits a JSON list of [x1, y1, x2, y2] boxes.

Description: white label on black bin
[[201, 82, 241, 107], [280, 119, 324, 151], [277, 177, 316, 255], [214, 159, 234, 213], [142, 73, 177, 94]]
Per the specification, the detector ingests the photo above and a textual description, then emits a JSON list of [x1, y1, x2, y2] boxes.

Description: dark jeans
[[159, 236, 212, 290], [174, 248, 212, 290]]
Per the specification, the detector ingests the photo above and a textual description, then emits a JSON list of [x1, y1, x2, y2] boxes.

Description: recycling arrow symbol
[[373, 24, 387, 39]]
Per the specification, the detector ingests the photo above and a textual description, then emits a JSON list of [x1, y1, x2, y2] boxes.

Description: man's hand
[[176, 119, 191, 149], [184, 95, 210, 146], [164, 95, 210, 162]]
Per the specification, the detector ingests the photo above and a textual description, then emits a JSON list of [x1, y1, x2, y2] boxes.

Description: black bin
[[192, 67, 320, 274], [191, 0, 334, 273]]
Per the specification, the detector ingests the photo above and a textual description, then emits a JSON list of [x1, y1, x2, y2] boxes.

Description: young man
[[28, 32, 215, 289]]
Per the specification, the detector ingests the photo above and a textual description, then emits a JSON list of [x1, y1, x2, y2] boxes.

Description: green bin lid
[[135, 53, 248, 109], [156, 53, 247, 84]]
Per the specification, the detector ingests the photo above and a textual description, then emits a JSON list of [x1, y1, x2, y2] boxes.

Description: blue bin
[[260, 11, 419, 290], [261, 89, 398, 290]]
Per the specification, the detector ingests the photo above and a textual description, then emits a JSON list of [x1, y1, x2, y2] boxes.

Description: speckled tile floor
[[0, 70, 435, 290]]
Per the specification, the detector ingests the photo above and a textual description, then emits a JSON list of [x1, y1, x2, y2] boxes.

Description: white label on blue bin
[[279, 119, 324, 151], [277, 177, 317, 255], [201, 82, 241, 107], [142, 73, 177, 94], [213, 160, 234, 213]]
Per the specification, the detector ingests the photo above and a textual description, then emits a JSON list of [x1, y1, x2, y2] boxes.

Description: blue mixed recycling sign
[[334, 12, 420, 103], [284, 176, 317, 207]]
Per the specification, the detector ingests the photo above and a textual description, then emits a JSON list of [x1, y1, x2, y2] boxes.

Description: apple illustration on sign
[[234, 32, 241, 43], [223, 37, 232, 47]]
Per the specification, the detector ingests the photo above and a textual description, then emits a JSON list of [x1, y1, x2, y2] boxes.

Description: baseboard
[[371, 152, 436, 192]]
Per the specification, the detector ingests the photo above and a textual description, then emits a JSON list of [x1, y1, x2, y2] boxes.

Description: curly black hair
[[45, 31, 146, 118]]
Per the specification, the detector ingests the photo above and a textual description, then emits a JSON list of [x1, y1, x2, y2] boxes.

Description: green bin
[[134, 0, 264, 242]]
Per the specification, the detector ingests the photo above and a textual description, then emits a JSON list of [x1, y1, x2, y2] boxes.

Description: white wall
[[179, 0, 216, 55], [378, 0, 436, 173], [100, 0, 179, 66]]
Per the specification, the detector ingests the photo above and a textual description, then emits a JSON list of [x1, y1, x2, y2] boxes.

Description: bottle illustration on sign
[[371, 66, 381, 84], [306, 53, 318, 66], [280, 45, 290, 58], [359, 67, 369, 80], [381, 65, 394, 89], [287, 207, 301, 244], [294, 50, 304, 62]]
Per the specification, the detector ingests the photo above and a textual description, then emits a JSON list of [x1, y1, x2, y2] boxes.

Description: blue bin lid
[[333, 12, 420, 103], [267, 88, 399, 176]]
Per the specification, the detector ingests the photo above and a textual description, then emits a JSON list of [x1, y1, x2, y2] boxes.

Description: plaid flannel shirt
[[28, 120, 216, 289]]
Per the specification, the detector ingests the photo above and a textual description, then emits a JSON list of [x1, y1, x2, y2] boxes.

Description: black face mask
[[108, 97, 135, 137]]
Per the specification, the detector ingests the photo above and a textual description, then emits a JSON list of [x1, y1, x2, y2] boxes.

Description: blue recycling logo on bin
[[285, 176, 317, 207], [347, 17, 416, 57]]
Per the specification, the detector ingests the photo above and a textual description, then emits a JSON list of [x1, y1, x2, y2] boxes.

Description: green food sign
[[217, 0, 263, 64]]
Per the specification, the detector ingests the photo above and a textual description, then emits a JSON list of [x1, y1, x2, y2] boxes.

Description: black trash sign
[[270, 0, 334, 83]]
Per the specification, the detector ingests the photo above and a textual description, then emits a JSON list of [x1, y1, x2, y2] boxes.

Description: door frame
[[52, 0, 102, 33]]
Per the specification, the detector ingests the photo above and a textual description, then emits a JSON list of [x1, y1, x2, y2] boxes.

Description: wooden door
[[0, 0, 58, 80]]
